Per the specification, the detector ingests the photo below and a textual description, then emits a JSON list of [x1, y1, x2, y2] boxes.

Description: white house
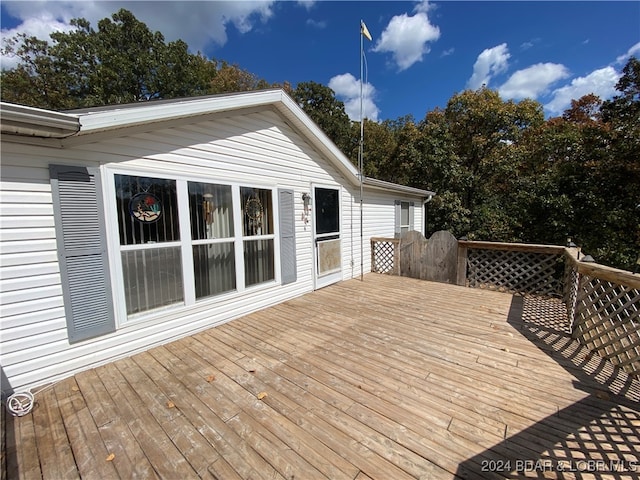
[[0, 89, 433, 394]]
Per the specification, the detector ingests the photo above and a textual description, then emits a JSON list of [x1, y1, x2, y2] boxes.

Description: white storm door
[[313, 186, 342, 289]]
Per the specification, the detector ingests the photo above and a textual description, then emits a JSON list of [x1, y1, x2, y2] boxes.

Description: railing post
[[393, 239, 400, 276], [456, 242, 468, 287], [370, 238, 375, 274]]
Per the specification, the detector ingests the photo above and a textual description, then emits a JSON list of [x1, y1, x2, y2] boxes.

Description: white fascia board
[[277, 92, 360, 183], [363, 177, 434, 198], [0, 102, 80, 137], [76, 90, 284, 134]]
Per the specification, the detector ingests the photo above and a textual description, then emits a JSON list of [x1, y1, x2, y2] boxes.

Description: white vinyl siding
[[0, 109, 424, 393]]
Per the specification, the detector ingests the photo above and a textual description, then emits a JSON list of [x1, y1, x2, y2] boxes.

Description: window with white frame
[[114, 173, 277, 318], [115, 174, 184, 315], [240, 187, 275, 286], [188, 181, 236, 299], [400, 201, 411, 234], [394, 200, 414, 237]]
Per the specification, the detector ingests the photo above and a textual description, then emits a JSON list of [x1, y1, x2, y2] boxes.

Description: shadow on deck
[[456, 295, 639, 479]]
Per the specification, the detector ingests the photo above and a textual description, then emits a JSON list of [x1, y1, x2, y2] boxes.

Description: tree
[[596, 57, 640, 268], [1, 9, 216, 109], [209, 61, 272, 94], [291, 81, 352, 154], [356, 118, 397, 178], [422, 88, 544, 240]]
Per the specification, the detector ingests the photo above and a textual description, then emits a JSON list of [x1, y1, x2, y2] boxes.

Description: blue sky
[[1, 1, 639, 121]]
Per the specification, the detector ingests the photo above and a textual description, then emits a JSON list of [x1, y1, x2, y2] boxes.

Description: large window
[[115, 175, 183, 315], [114, 174, 278, 318]]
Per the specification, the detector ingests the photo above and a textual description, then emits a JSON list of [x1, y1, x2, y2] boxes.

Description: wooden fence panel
[[399, 231, 428, 280], [424, 231, 458, 284]]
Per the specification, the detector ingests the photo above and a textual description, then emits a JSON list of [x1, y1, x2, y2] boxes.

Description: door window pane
[[314, 188, 339, 235], [241, 187, 273, 236], [193, 242, 236, 299], [244, 239, 274, 286], [121, 247, 183, 315], [115, 175, 179, 245], [188, 182, 234, 240]]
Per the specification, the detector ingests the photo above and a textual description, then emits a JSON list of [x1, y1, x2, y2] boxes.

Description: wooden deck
[[3, 274, 639, 480]]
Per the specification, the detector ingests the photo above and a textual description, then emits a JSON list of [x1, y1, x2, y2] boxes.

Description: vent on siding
[[50, 165, 115, 343]]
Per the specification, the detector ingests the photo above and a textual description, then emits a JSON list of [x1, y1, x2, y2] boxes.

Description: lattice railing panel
[[467, 248, 564, 297], [371, 240, 397, 274], [573, 275, 640, 376]]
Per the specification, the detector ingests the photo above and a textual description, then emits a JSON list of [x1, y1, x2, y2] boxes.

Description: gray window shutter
[[409, 201, 415, 231], [278, 189, 297, 285], [394, 200, 401, 237], [50, 165, 115, 343]]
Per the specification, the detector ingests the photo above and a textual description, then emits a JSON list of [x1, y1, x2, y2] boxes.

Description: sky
[[1, 1, 639, 121]]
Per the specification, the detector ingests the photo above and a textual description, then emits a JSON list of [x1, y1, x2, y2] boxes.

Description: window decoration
[[129, 192, 162, 223], [241, 188, 273, 237], [115, 175, 179, 245], [245, 195, 263, 235]]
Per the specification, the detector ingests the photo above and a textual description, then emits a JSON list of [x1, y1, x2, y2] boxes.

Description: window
[[400, 202, 410, 235], [241, 187, 275, 286], [115, 174, 183, 315], [395, 200, 414, 237], [113, 173, 282, 319], [189, 182, 235, 299]]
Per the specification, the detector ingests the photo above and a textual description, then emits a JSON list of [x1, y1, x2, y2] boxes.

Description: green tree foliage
[[416, 88, 544, 240], [291, 81, 352, 154], [359, 60, 638, 270], [1, 9, 247, 109]]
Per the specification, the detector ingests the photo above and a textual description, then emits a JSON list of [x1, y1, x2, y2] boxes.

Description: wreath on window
[[245, 195, 263, 234]]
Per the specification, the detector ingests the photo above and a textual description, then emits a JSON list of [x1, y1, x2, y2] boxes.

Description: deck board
[[4, 274, 639, 479]]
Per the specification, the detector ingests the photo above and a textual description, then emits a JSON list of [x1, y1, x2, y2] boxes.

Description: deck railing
[[370, 235, 640, 377]]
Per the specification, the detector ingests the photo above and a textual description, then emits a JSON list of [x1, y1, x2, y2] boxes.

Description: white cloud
[[328, 73, 379, 122], [466, 43, 510, 89], [499, 63, 570, 100], [1, 1, 276, 64], [616, 41, 640, 64], [372, 2, 440, 71], [544, 66, 621, 116], [1, 13, 75, 70], [297, 1, 316, 11], [440, 47, 455, 58], [306, 18, 326, 29]]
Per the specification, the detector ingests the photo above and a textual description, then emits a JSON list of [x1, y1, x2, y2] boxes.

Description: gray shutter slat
[[394, 200, 401, 237], [278, 189, 297, 285], [409, 201, 415, 231], [50, 165, 115, 343]]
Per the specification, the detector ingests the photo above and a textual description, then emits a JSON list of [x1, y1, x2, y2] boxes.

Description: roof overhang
[[1, 103, 80, 138], [363, 177, 434, 198], [1, 90, 435, 198]]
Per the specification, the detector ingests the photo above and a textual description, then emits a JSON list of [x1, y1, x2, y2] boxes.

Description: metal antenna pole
[[359, 21, 364, 281]]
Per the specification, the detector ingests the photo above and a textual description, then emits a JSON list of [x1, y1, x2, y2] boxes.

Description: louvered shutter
[[278, 189, 297, 285], [50, 165, 115, 343]]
